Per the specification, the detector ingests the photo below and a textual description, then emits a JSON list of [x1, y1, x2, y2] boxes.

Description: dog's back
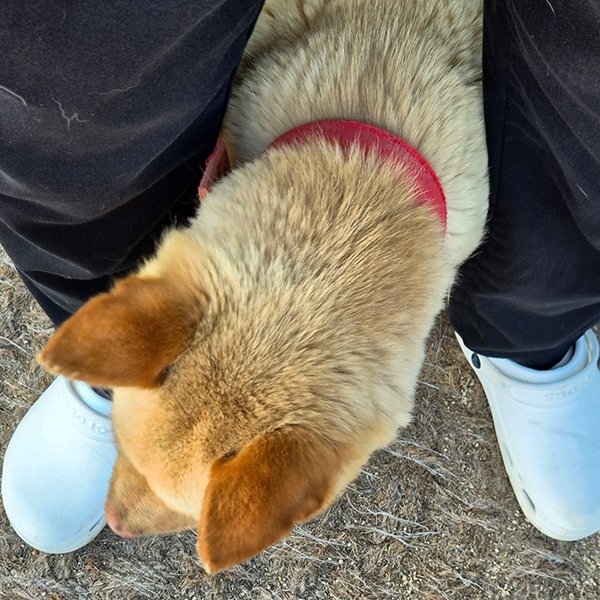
[[225, 0, 488, 267]]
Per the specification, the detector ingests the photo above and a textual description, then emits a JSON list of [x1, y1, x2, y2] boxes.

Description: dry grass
[[0, 246, 598, 600]]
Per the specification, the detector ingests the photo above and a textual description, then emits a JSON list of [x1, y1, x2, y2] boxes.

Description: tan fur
[[198, 426, 342, 572], [39, 272, 206, 388], [40, 0, 488, 573], [105, 453, 196, 537]]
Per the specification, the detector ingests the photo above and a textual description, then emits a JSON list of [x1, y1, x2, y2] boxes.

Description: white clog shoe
[[456, 330, 600, 541], [2, 376, 116, 553]]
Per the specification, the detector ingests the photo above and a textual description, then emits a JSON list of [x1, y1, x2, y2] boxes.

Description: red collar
[[199, 120, 446, 231]]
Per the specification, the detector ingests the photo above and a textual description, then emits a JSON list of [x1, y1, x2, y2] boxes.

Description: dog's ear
[[198, 427, 340, 573], [38, 274, 204, 388]]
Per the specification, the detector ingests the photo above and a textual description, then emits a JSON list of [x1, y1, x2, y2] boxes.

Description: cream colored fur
[[225, 0, 488, 266], [40, 0, 488, 571]]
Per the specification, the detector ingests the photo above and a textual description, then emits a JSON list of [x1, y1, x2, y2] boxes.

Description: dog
[[39, 0, 488, 573]]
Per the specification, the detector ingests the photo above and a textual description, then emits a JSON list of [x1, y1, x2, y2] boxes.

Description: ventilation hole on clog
[[521, 489, 536, 513], [502, 443, 513, 467], [471, 353, 481, 369]]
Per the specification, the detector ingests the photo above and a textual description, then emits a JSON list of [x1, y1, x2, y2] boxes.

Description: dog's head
[[38, 145, 445, 572]]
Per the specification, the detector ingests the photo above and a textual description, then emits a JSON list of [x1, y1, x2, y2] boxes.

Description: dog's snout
[[105, 502, 136, 539]]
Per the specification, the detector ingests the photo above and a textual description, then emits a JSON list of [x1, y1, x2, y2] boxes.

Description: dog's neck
[[271, 120, 446, 231], [199, 119, 447, 232], [222, 0, 488, 267]]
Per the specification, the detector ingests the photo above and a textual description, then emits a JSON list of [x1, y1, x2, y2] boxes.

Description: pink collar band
[[199, 119, 447, 232]]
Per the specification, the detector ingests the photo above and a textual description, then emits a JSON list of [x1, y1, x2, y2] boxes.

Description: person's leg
[[450, 0, 600, 366], [1, 0, 264, 553], [0, 0, 264, 325], [450, 0, 600, 539]]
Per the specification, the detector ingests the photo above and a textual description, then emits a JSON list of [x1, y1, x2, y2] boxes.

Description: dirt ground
[[0, 246, 598, 600]]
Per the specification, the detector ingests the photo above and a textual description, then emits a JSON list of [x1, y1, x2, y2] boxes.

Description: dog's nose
[[105, 502, 136, 539]]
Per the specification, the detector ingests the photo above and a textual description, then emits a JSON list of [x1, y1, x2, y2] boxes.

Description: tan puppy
[[39, 0, 488, 573]]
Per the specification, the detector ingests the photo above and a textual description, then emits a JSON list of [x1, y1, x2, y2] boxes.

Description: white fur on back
[[224, 0, 488, 267]]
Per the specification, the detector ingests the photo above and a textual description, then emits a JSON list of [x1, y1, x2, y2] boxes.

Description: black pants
[[0, 1, 264, 325], [1, 1, 599, 365], [449, 0, 600, 367]]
